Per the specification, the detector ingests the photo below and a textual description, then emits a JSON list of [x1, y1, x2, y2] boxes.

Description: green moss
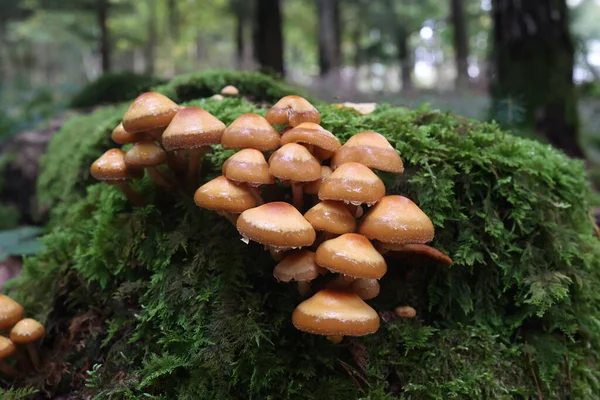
[[12, 71, 600, 399]]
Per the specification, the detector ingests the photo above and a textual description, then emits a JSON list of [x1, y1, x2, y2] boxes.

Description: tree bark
[[97, 2, 111, 73], [253, 0, 284, 76], [145, 0, 157, 75], [450, 0, 470, 89], [317, 0, 341, 77], [167, 0, 179, 40], [396, 25, 413, 91], [235, 10, 244, 68], [491, 0, 582, 158]]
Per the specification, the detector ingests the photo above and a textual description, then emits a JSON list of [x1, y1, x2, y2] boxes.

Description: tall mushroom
[[121, 92, 180, 137], [194, 176, 257, 224], [358, 195, 435, 244], [280, 122, 341, 158], [304, 201, 356, 244], [221, 113, 281, 152], [273, 250, 327, 296], [162, 106, 226, 183], [0, 336, 19, 377], [292, 289, 380, 343], [10, 318, 45, 371], [268, 143, 321, 211], [236, 202, 316, 258], [222, 149, 275, 205], [0, 295, 23, 332], [331, 131, 404, 173], [90, 149, 144, 206], [266, 95, 321, 127], [124, 140, 172, 189]]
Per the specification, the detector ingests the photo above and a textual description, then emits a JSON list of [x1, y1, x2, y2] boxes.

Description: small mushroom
[[304, 201, 356, 245], [0, 295, 24, 332], [292, 289, 380, 340], [377, 243, 453, 265], [331, 131, 404, 173], [10, 318, 45, 371], [315, 233, 387, 280], [122, 92, 180, 134], [395, 306, 417, 319], [111, 122, 146, 145], [221, 113, 281, 152], [210, 94, 224, 101], [90, 149, 144, 206], [221, 85, 239, 96], [269, 143, 321, 210], [0, 336, 19, 377], [162, 107, 226, 183], [351, 278, 380, 300], [273, 251, 327, 296], [280, 122, 341, 158], [236, 202, 316, 258], [266, 95, 321, 127], [222, 149, 275, 204], [358, 196, 435, 244], [124, 141, 172, 189], [194, 176, 257, 224]]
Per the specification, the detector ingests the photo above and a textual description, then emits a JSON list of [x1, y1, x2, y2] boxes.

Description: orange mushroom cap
[[90, 149, 143, 181], [315, 233, 387, 279], [10, 318, 45, 344], [280, 123, 341, 153], [236, 202, 316, 249], [395, 306, 417, 319], [122, 92, 180, 133], [331, 131, 403, 173], [0, 295, 23, 331], [221, 85, 239, 96], [352, 278, 380, 300], [268, 143, 321, 182], [358, 195, 435, 244], [304, 166, 332, 195], [304, 201, 356, 235], [194, 176, 257, 214], [111, 122, 145, 145], [273, 251, 327, 282], [124, 141, 167, 167], [223, 149, 275, 187], [0, 336, 16, 359], [221, 113, 280, 151], [162, 107, 226, 151], [318, 162, 385, 206], [266, 95, 321, 127], [292, 289, 380, 336]]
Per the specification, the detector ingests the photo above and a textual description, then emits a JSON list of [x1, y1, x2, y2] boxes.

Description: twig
[[337, 359, 366, 396], [526, 345, 543, 400]]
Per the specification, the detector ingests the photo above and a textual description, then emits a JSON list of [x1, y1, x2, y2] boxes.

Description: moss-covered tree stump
[[4, 71, 600, 399]]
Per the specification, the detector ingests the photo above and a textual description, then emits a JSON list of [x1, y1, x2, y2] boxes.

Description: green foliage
[[0, 387, 39, 400], [70, 72, 166, 109], [0, 226, 44, 262], [14, 72, 600, 398]]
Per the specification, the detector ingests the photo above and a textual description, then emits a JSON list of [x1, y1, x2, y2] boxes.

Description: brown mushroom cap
[[395, 306, 417, 319], [304, 201, 356, 234], [273, 251, 326, 282], [0, 336, 15, 359], [304, 166, 332, 195], [194, 176, 257, 213], [379, 243, 452, 265], [10, 318, 45, 344], [236, 202, 316, 249], [90, 149, 143, 181], [111, 122, 145, 145], [124, 141, 167, 167], [318, 162, 385, 206], [268, 143, 321, 182], [223, 149, 275, 187], [162, 107, 226, 151], [331, 131, 404, 173], [280, 123, 341, 153], [266, 95, 321, 127], [292, 289, 380, 336], [315, 233, 387, 279], [352, 278, 380, 300], [122, 92, 180, 133], [0, 295, 23, 331], [359, 195, 435, 244], [221, 85, 239, 96], [221, 113, 280, 151]]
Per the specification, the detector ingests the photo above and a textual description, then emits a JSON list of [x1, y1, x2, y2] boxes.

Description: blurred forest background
[[2, 0, 600, 186]]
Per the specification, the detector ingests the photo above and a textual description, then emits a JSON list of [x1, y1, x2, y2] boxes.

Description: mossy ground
[[4, 71, 600, 399]]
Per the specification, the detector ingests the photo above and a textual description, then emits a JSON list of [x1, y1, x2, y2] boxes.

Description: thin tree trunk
[[491, 0, 582, 157], [451, 0, 470, 89], [145, 0, 157, 75], [318, 0, 341, 77], [396, 25, 413, 91], [235, 11, 244, 68], [167, 0, 179, 40], [97, 2, 111, 73], [253, 0, 284, 76]]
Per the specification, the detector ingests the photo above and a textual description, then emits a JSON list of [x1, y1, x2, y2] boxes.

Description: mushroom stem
[[0, 360, 19, 378], [14, 348, 31, 372], [313, 231, 336, 247], [217, 211, 238, 226], [112, 181, 145, 207], [326, 335, 344, 344], [268, 246, 285, 261], [297, 281, 312, 297], [187, 148, 205, 184], [146, 167, 172, 189], [166, 152, 184, 175], [347, 204, 359, 218], [305, 144, 315, 154], [292, 183, 304, 211], [25, 343, 41, 372], [248, 186, 265, 205]]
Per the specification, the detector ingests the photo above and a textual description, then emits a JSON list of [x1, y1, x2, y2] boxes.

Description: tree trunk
[[253, 0, 284, 76], [317, 0, 341, 77], [450, 0, 470, 89], [145, 0, 157, 75], [235, 11, 244, 68], [97, 2, 111, 73], [167, 0, 179, 40], [491, 0, 582, 158], [396, 25, 413, 91]]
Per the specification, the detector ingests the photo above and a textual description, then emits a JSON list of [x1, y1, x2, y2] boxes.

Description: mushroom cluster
[[91, 88, 452, 344], [0, 294, 45, 377]]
